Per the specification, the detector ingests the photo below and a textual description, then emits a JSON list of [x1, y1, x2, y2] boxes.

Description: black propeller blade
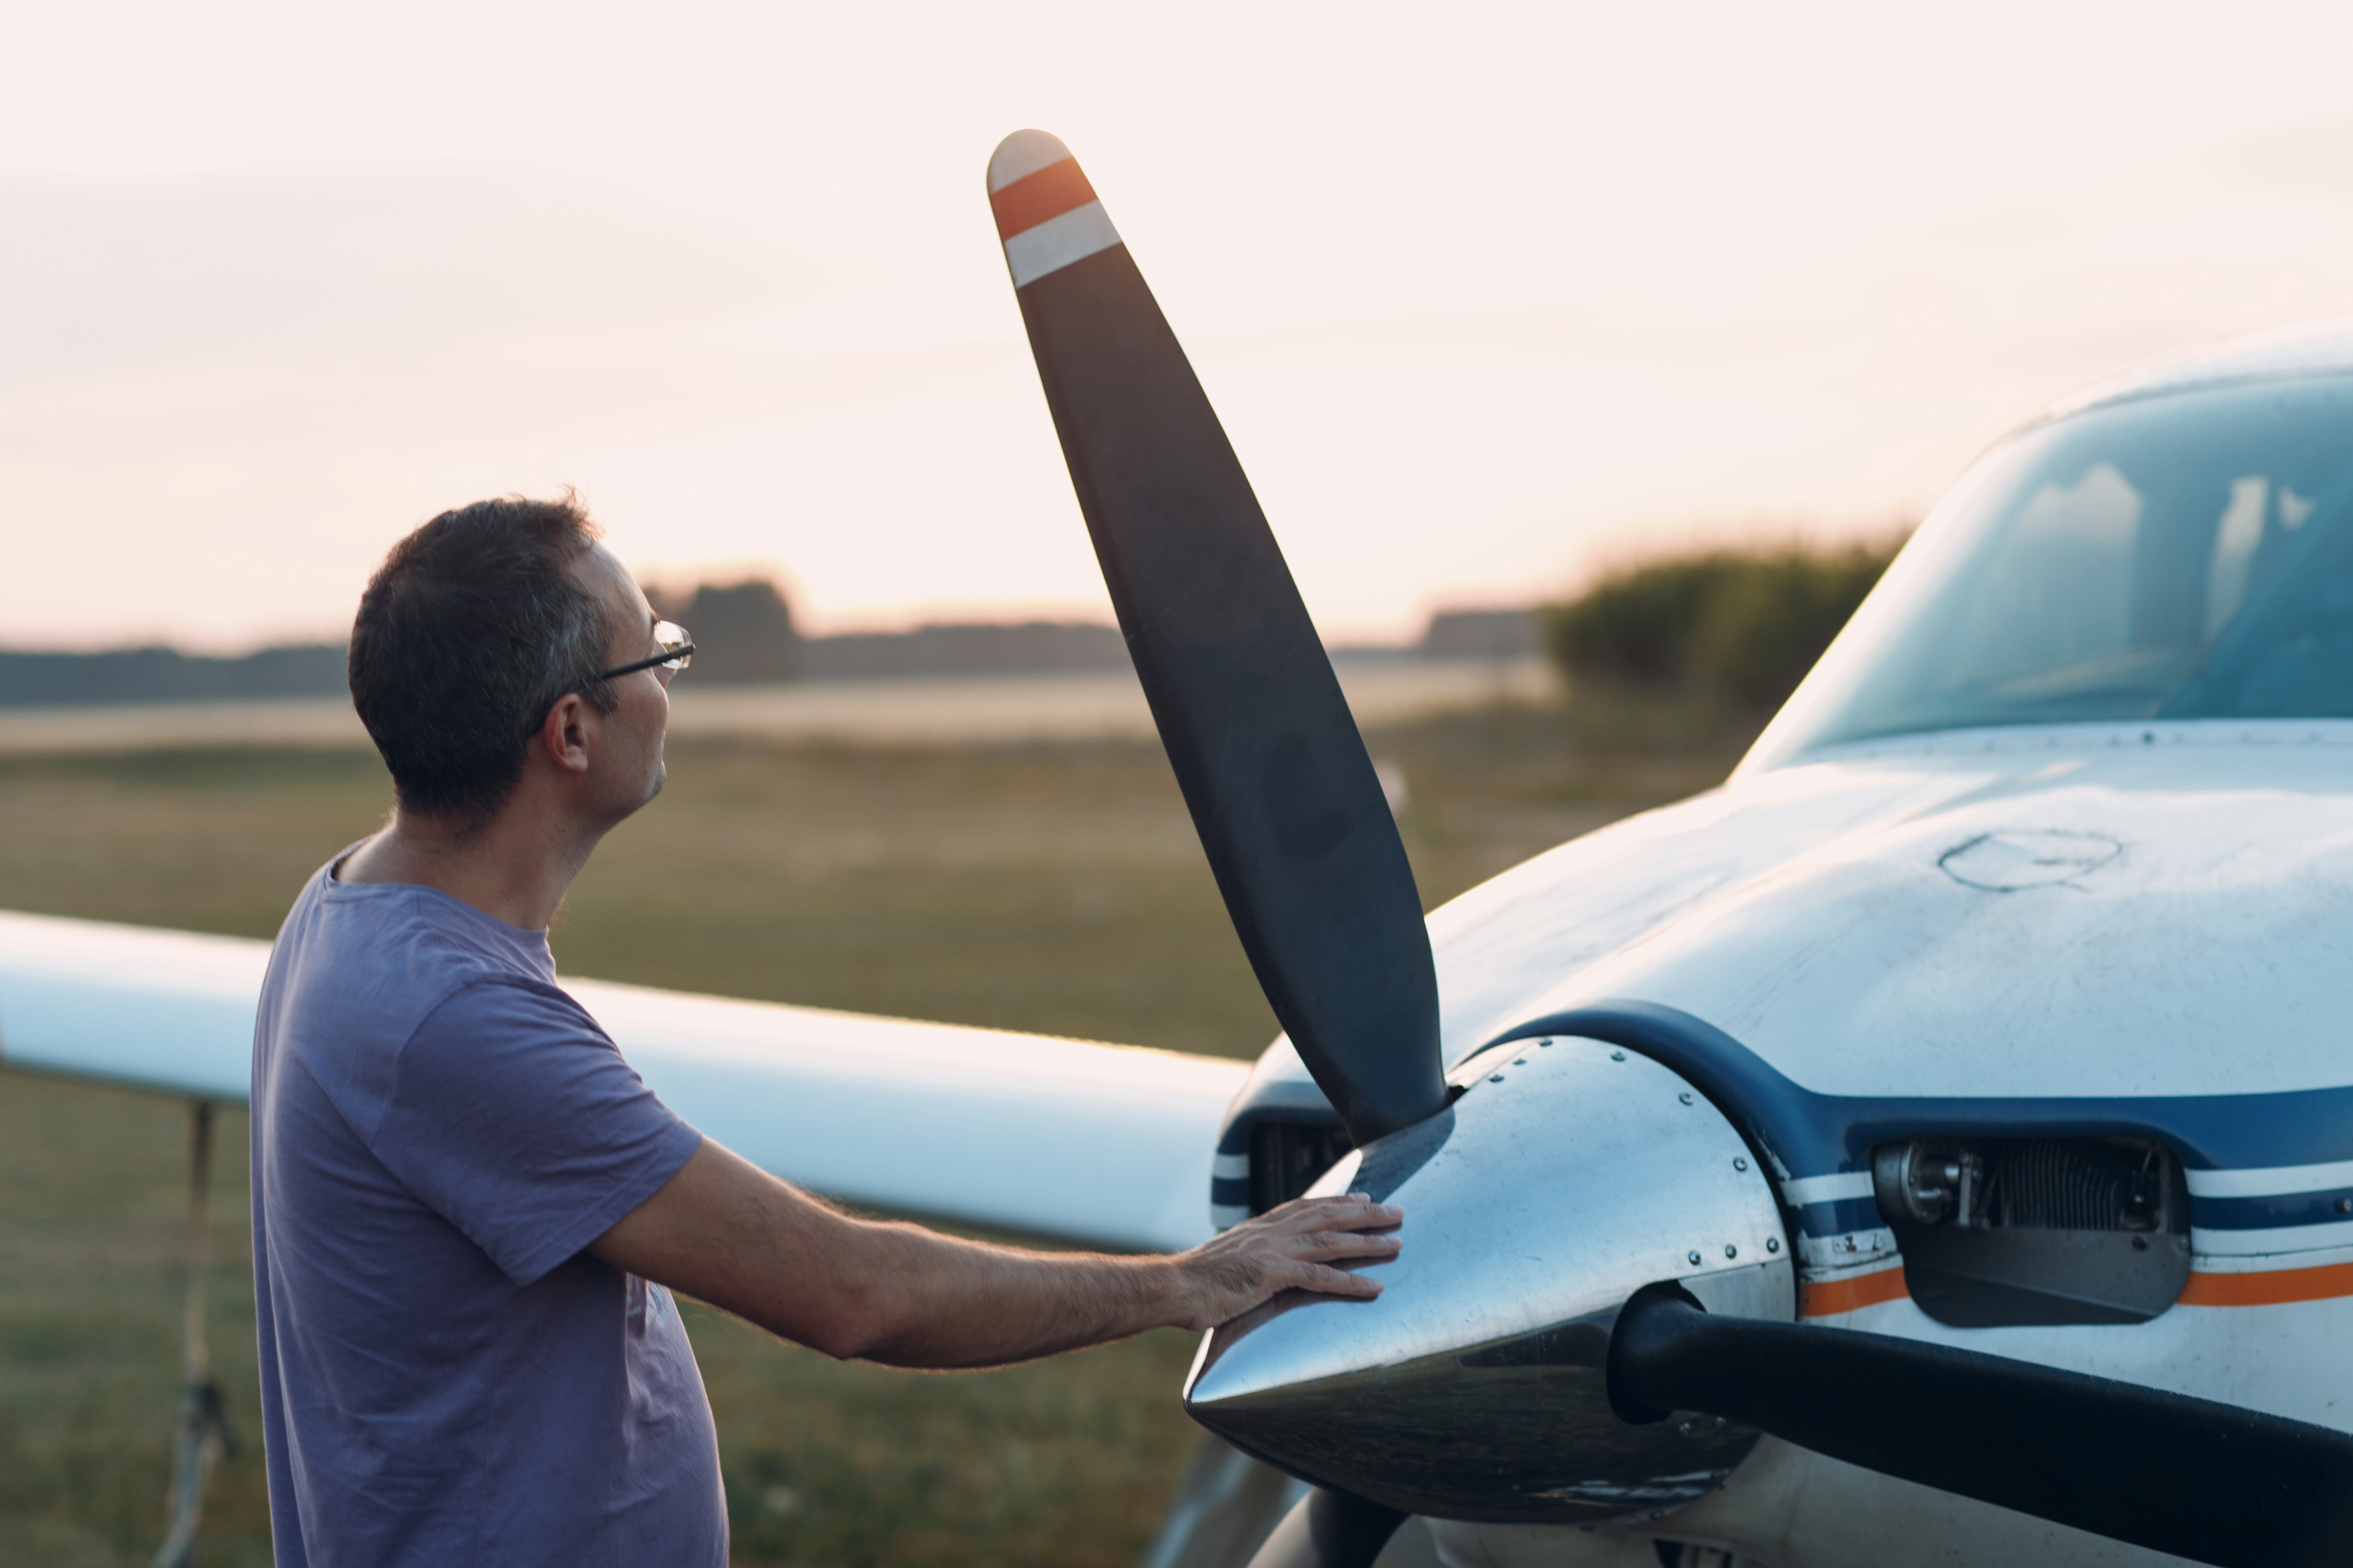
[[1611, 1288, 2353, 1568], [1244, 1487, 1406, 1568], [988, 130, 1446, 1145]]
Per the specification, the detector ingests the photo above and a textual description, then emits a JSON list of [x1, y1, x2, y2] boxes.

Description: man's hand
[[1169, 1193, 1402, 1331]]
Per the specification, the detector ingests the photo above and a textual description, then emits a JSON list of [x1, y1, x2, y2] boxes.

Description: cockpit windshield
[[1743, 372, 2353, 770]]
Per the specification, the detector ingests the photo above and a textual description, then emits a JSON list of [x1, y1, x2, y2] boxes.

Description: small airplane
[[10, 128, 2353, 1568]]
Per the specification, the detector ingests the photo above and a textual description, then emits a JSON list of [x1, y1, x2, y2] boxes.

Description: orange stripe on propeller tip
[[990, 158, 1097, 241]]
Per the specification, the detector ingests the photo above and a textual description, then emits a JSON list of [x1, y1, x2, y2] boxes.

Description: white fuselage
[[1334, 719, 2353, 1566]]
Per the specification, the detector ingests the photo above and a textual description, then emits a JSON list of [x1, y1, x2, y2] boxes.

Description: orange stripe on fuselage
[[1800, 1268, 1910, 1317], [1798, 1261, 2353, 1317], [2182, 1261, 2353, 1308], [990, 159, 1098, 241]]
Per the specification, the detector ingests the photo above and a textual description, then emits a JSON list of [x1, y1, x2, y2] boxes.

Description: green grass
[[0, 712, 1732, 1565], [0, 1083, 268, 1568]]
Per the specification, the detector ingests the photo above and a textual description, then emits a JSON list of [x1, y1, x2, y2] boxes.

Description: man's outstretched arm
[[590, 1138, 1402, 1368]]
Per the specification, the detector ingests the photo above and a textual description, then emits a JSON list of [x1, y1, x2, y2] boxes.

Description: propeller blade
[[987, 130, 1445, 1144], [1244, 1488, 1406, 1568], [1609, 1289, 2353, 1568]]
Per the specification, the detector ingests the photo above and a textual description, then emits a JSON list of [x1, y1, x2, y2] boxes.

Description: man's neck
[[340, 795, 602, 932]]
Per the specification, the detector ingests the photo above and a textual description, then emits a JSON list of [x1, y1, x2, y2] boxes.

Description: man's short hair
[[350, 494, 622, 827]]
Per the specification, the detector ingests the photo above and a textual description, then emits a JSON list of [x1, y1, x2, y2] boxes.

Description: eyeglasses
[[586, 620, 694, 685], [532, 620, 694, 733]]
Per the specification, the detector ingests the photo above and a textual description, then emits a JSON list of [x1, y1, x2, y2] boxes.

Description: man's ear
[[534, 693, 596, 776]]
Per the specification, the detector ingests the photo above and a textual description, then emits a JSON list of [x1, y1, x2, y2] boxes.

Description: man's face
[[566, 543, 672, 822]]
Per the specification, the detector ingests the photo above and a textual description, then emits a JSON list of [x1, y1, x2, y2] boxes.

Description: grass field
[[0, 709, 1737, 1567]]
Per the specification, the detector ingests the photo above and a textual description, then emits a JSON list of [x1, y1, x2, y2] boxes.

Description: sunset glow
[[7, 2, 2353, 650]]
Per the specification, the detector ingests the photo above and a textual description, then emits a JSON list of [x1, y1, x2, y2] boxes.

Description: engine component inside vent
[[1872, 1137, 2191, 1327], [1248, 1120, 1355, 1215]]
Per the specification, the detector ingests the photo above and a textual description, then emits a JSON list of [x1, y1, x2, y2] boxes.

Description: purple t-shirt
[[250, 852, 721, 1567]]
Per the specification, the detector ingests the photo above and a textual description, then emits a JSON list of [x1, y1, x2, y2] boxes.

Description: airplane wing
[[0, 907, 1243, 1253]]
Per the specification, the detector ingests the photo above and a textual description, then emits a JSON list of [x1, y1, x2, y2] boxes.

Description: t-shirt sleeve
[[373, 979, 705, 1286]]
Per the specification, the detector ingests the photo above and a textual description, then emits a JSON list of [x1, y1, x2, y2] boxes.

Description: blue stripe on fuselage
[[1798, 1196, 1885, 1237], [2192, 1190, 2353, 1231], [1492, 1000, 2353, 1241]]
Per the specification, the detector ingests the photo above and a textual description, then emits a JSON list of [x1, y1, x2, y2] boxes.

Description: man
[[250, 495, 1401, 1566]]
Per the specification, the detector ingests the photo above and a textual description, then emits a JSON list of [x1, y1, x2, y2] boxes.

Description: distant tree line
[[0, 579, 1551, 710], [640, 578, 1137, 682], [638, 581, 1543, 681], [1542, 538, 1903, 714], [644, 579, 804, 682], [0, 643, 349, 710]]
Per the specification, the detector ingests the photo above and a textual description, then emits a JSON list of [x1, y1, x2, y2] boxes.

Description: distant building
[[1419, 609, 1538, 660]]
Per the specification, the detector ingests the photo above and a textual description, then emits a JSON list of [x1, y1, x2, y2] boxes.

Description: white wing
[[0, 908, 1242, 1252]]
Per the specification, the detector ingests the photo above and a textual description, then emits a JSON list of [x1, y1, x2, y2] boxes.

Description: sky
[[9, 3, 2353, 650]]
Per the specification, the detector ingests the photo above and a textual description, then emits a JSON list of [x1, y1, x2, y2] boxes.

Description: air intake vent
[[1249, 1120, 1355, 1215], [1994, 1138, 2172, 1232], [1872, 1136, 2190, 1327]]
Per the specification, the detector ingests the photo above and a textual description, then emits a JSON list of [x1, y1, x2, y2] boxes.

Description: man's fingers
[[1285, 1227, 1400, 1261], [1261, 1226, 1397, 1265], [1174, 1202, 1402, 1326], [1296, 1264, 1382, 1298], [1267, 1194, 1402, 1233]]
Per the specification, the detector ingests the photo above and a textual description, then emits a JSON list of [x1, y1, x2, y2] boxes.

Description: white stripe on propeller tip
[[989, 129, 1074, 193], [1004, 204, 1120, 287]]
